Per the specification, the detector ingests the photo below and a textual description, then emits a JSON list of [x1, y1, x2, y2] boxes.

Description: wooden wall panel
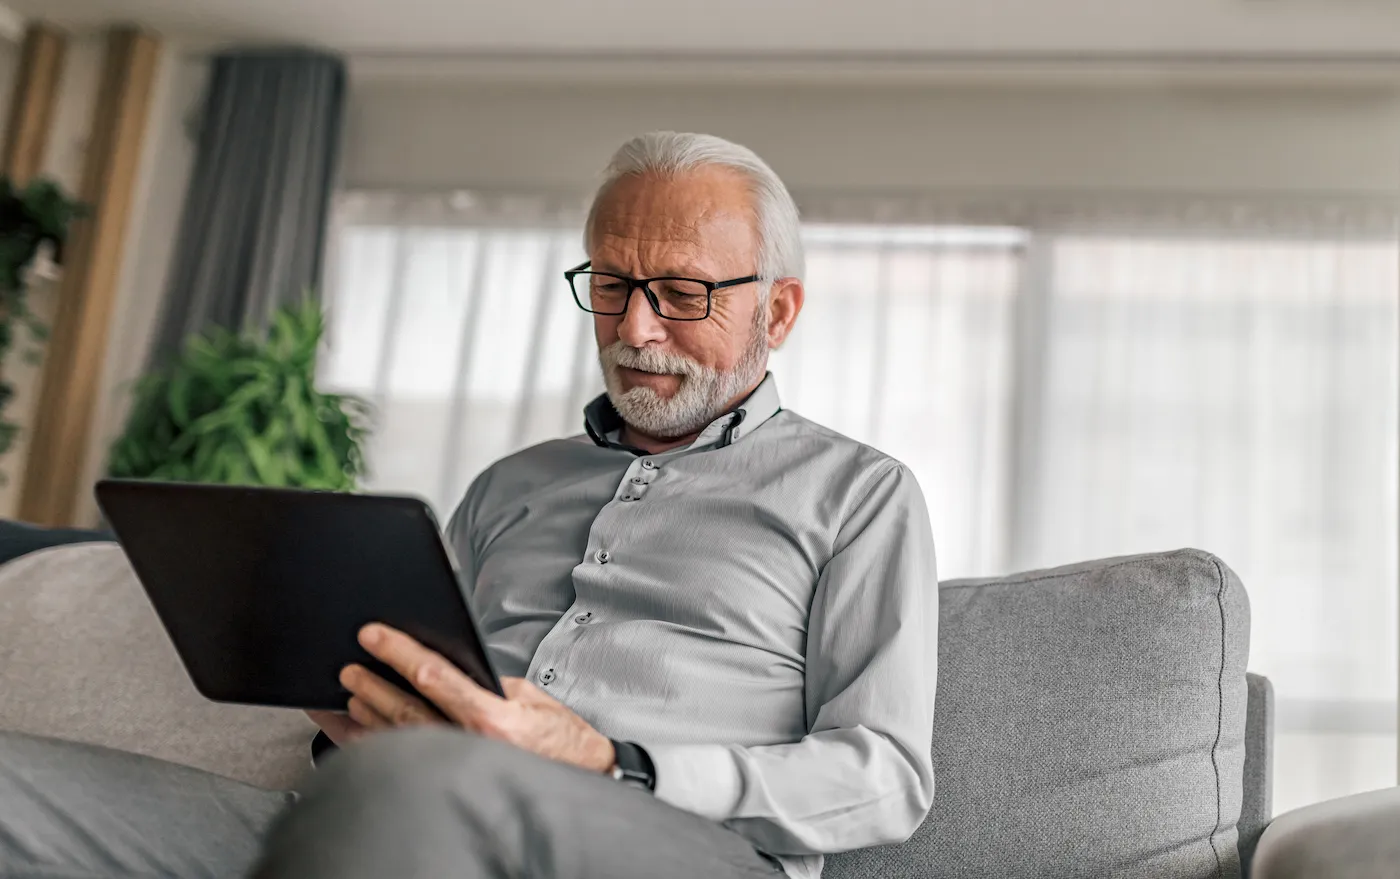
[[2, 24, 68, 184], [19, 28, 160, 525]]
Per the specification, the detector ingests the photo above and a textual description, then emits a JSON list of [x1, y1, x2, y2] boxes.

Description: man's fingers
[[346, 696, 393, 731], [357, 624, 443, 684], [412, 660, 506, 731], [358, 623, 503, 727], [340, 663, 439, 727]]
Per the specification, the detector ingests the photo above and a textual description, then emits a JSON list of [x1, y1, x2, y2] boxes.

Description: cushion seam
[[1207, 554, 1228, 878], [940, 549, 1210, 592]]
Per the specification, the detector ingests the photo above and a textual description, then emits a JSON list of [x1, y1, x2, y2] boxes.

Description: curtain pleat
[[150, 49, 346, 363]]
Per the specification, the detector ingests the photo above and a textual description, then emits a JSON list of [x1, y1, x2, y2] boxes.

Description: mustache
[[600, 342, 708, 378]]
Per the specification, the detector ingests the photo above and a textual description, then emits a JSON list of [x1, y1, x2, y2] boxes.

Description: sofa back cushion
[[0, 543, 316, 790], [1, 541, 1251, 877], [825, 549, 1249, 879], [0, 519, 112, 564]]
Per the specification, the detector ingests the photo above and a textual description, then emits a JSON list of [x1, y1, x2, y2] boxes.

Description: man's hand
[[311, 623, 616, 774]]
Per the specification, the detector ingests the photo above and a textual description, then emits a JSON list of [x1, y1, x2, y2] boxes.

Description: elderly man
[[0, 132, 936, 879]]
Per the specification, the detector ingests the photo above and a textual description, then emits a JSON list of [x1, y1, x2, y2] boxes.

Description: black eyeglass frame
[[564, 260, 762, 322]]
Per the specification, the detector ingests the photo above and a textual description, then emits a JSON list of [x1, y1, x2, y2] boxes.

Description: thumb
[[501, 677, 551, 702]]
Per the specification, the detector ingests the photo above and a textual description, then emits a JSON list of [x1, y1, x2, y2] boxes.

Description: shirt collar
[[584, 372, 783, 453]]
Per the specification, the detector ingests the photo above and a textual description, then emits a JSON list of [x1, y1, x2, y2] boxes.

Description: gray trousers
[[0, 729, 784, 879]]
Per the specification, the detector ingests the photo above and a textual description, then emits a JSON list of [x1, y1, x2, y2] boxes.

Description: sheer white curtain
[[320, 195, 1024, 560], [772, 225, 1023, 578], [321, 190, 1399, 812], [1014, 223, 1399, 812], [322, 221, 592, 515]]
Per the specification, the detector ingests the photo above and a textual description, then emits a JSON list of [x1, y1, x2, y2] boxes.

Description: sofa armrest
[[1252, 787, 1400, 879]]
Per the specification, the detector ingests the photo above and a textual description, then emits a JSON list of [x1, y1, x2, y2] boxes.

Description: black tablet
[[94, 479, 502, 711]]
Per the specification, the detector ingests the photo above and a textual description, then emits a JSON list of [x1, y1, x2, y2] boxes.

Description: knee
[[307, 728, 523, 806], [256, 731, 523, 878]]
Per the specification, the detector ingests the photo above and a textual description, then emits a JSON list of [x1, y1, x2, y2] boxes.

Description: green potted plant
[[0, 176, 84, 470], [109, 301, 371, 490]]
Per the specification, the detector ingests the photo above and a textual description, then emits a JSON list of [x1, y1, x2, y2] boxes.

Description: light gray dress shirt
[[445, 374, 938, 879]]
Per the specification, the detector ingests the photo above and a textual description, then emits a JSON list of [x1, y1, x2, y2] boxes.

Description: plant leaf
[[108, 299, 370, 491]]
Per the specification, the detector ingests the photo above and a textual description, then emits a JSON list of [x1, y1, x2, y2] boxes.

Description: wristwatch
[[609, 739, 657, 792]]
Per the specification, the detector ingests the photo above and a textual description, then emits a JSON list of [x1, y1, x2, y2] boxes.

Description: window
[[1022, 233, 1399, 809], [321, 193, 1398, 812]]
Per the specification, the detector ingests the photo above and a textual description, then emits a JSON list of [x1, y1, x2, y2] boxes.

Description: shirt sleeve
[[444, 470, 490, 602], [643, 463, 939, 855]]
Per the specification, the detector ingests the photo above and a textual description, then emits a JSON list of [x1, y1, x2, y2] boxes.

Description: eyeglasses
[[565, 261, 761, 322]]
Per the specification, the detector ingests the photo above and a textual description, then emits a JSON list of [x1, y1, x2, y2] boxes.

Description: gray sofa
[[0, 525, 1395, 878]]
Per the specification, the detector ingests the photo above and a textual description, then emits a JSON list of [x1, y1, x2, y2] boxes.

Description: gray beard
[[598, 306, 769, 440]]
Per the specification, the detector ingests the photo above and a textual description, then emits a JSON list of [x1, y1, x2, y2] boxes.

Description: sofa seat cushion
[[0, 543, 315, 791], [825, 549, 1250, 879], [0, 519, 112, 565]]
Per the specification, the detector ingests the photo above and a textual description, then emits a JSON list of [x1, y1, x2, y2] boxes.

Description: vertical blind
[[321, 193, 1398, 813]]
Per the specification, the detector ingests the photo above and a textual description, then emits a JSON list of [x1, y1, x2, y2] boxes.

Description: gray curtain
[[150, 48, 346, 362]]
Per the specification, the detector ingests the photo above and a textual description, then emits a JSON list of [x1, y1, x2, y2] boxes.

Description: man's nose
[[616, 286, 668, 348]]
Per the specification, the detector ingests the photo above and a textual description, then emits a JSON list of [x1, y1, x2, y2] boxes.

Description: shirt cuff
[[644, 742, 743, 822]]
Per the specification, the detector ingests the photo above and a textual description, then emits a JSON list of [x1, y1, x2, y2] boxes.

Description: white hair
[[584, 131, 805, 282]]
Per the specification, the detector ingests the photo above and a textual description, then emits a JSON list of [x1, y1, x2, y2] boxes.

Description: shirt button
[[630, 476, 645, 485], [574, 612, 592, 625], [621, 494, 638, 502], [539, 669, 556, 685], [594, 549, 611, 564], [641, 459, 657, 470]]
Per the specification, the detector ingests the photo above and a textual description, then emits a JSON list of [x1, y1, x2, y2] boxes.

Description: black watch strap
[[609, 739, 657, 792]]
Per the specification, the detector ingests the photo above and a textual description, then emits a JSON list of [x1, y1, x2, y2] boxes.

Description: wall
[[343, 80, 1400, 198]]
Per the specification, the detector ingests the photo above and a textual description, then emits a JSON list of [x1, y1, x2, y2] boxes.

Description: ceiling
[[16, 0, 1400, 57]]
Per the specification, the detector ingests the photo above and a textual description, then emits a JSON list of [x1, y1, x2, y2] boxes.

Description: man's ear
[[766, 278, 805, 349]]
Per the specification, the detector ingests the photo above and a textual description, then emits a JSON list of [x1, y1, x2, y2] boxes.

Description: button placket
[[617, 461, 655, 503], [527, 610, 585, 689], [533, 621, 585, 686], [535, 628, 586, 694]]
